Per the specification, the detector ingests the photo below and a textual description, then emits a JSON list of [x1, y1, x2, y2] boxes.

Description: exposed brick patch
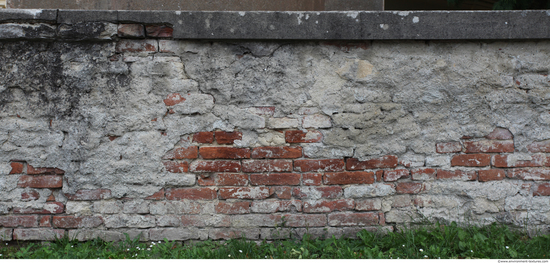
[[486, 127, 513, 140], [509, 169, 550, 180], [242, 160, 292, 173], [355, 199, 381, 211], [52, 216, 103, 228], [437, 170, 477, 180], [146, 25, 173, 38], [21, 190, 40, 201], [117, 24, 145, 38], [250, 173, 301, 186], [163, 93, 185, 106], [219, 187, 270, 199], [292, 186, 343, 199], [285, 130, 323, 143], [13, 202, 64, 214], [200, 147, 251, 159], [46, 194, 56, 202], [396, 182, 424, 194], [302, 173, 322, 186], [193, 132, 214, 143], [392, 195, 412, 207], [163, 161, 189, 173], [284, 214, 326, 227], [27, 165, 64, 175], [181, 215, 231, 227], [303, 199, 354, 213], [478, 169, 506, 182], [18, 175, 63, 188], [39, 216, 51, 227], [163, 146, 199, 159], [294, 159, 344, 172], [376, 170, 384, 182], [115, 39, 157, 53], [0, 215, 38, 227], [324, 171, 375, 185], [270, 186, 292, 199], [451, 154, 491, 167], [346, 156, 398, 170], [13, 229, 65, 241], [251, 146, 302, 159], [215, 202, 250, 214], [411, 168, 437, 181], [166, 188, 217, 200], [145, 189, 165, 200], [527, 141, 550, 153], [492, 154, 547, 168], [436, 142, 462, 153], [534, 183, 550, 196], [64, 189, 111, 201], [215, 131, 242, 144], [250, 200, 302, 213], [203, 173, 248, 186], [9, 162, 24, 174], [190, 160, 241, 173], [209, 229, 249, 240], [328, 213, 378, 226], [383, 169, 410, 182], [464, 140, 514, 153]]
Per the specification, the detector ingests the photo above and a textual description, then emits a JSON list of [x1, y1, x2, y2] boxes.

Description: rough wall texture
[[1, 14, 550, 242]]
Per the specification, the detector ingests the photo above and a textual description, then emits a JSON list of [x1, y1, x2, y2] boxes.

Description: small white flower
[[419, 249, 423, 252], [471, 250, 473, 253], [158, 241, 161, 243], [424, 255, 428, 258], [228, 255, 231, 257], [147, 248, 151, 251], [5, 243, 8, 246], [265, 256, 267, 258], [402, 245, 405, 247], [135, 254, 138, 256], [506, 246, 509, 249], [150, 245, 153, 248], [0, 254, 2, 256], [71, 245, 73, 248], [152, 242, 155, 244], [239, 250, 243, 253]]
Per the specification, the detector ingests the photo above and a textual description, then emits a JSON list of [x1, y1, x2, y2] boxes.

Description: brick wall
[[1, 12, 550, 241]]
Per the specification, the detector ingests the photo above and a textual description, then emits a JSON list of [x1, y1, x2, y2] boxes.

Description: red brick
[[411, 168, 437, 180], [292, 186, 343, 199], [166, 188, 217, 200], [527, 141, 550, 153], [191, 160, 241, 172], [215, 131, 242, 144], [18, 175, 63, 188], [163, 161, 189, 173], [251, 146, 302, 159], [39, 216, 51, 227], [294, 159, 344, 172], [355, 199, 381, 211], [328, 213, 379, 226], [346, 156, 398, 170], [215, 202, 250, 214], [534, 183, 550, 196], [64, 189, 112, 201], [52, 216, 103, 229], [117, 24, 145, 38], [379, 212, 386, 225], [302, 173, 322, 186], [509, 169, 550, 180], [436, 170, 477, 180], [115, 39, 157, 53], [163, 146, 199, 159], [242, 160, 292, 173], [285, 130, 323, 143], [478, 169, 506, 182], [193, 132, 214, 143], [199, 173, 248, 186], [324, 171, 375, 185], [219, 187, 270, 199], [26, 165, 64, 175], [9, 162, 24, 174], [464, 140, 514, 153], [383, 169, 410, 182], [396, 182, 424, 194], [284, 214, 326, 227], [303, 199, 354, 213], [492, 154, 547, 168], [376, 170, 384, 182], [270, 186, 292, 199], [13, 202, 64, 214], [181, 215, 231, 227], [436, 142, 462, 153], [146, 25, 173, 38], [451, 154, 491, 167], [200, 147, 251, 159], [486, 127, 513, 140], [250, 173, 300, 186], [250, 200, 303, 213], [0, 215, 37, 227], [163, 93, 185, 106], [21, 190, 40, 201], [145, 189, 165, 200], [46, 194, 56, 202]]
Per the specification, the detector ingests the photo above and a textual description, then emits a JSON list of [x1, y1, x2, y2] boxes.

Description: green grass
[[1, 222, 549, 259]]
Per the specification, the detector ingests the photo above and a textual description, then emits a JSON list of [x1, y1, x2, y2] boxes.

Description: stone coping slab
[[0, 9, 549, 40]]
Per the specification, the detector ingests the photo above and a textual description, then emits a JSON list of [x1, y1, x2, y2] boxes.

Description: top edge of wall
[[1, 9, 550, 40]]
